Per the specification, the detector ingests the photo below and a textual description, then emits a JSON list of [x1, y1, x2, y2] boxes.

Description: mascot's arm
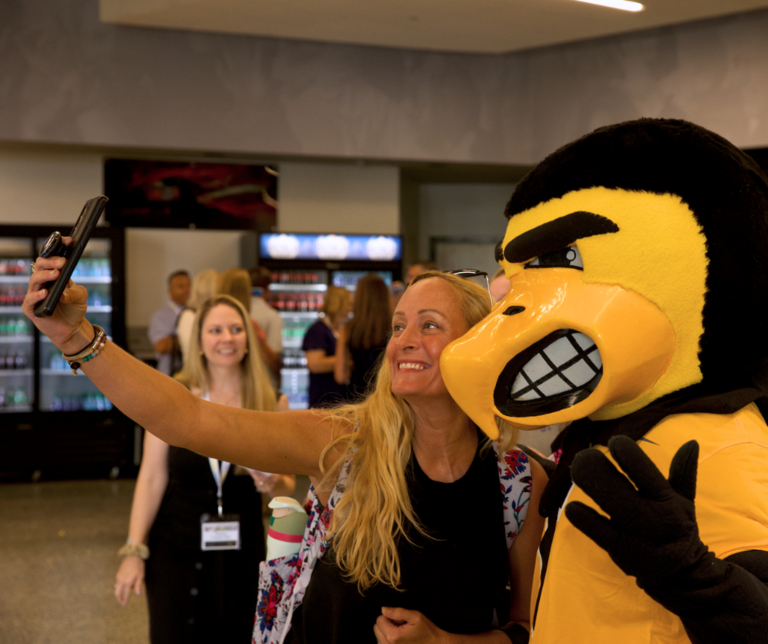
[[565, 437, 768, 644]]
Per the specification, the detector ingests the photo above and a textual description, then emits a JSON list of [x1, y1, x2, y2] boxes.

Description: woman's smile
[[387, 279, 469, 399]]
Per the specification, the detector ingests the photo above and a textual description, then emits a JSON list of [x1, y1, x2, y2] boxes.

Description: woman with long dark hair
[[334, 273, 391, 399]]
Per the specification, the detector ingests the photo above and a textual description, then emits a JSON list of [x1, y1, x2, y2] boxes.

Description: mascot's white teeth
[[510, 332, 602, 401]]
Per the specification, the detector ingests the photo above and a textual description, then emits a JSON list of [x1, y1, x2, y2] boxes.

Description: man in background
[[148, 270, 190, 376], [249, 266, 283, 360], [390, 259, 439, 309], [490, 267, 511, 303], [405, 259, 439, 284]]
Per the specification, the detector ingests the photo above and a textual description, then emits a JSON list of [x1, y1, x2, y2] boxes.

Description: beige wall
[[278, 162, 400, 235], [124, 229, 244, 327], [0, 149, 103, 224]]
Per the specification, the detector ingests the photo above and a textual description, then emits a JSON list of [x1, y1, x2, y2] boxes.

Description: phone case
[[33, 195, 109, 318]]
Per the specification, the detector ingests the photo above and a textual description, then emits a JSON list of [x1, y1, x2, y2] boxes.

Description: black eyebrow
[[503, 211, 620, 264]]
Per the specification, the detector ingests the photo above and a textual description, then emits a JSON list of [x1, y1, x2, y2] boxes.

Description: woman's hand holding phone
[[23, 236, 94, 355]]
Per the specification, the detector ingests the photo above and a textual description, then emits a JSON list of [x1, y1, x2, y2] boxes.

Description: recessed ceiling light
[[575, 0, 645, 12]]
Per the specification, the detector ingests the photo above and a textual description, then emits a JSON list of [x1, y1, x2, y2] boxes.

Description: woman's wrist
[[58, 320, 96, 355], [118, 539, 150, 560]]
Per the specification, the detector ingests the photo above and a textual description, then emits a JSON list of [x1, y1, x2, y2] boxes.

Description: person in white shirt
[[248, 266, 283, 357], [147, 270, 190, 376]]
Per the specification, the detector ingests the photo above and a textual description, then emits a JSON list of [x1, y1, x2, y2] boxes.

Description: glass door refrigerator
[[257, 233, 402, 409], [0, 236, 34, 414], [0, 224, 128, 481]]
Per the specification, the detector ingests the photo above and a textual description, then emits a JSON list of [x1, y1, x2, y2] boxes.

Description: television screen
[[104, 159, 277, 231]]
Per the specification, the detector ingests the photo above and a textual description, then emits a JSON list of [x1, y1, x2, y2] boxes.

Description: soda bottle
[[13, 388, 26, 408]]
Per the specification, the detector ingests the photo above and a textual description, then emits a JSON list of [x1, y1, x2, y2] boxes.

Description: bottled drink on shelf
[[49, 354, 68, 370], [0, 258, 29, 276], [13, 388, 27, 408]]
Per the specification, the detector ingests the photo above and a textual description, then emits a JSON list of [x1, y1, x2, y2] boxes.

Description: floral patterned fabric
[[253, 445, 531, 644], [495, 444, 532, 547]]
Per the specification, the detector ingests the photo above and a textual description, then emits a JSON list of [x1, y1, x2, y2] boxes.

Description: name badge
[[201, 513, 241, 551]]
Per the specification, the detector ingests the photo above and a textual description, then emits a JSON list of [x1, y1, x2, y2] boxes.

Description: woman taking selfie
[[26, 250, 545, 644], [113, 295, 294, 643]]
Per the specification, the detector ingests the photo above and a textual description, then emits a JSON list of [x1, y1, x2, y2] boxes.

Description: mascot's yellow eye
[[525, 245, 584, 270]]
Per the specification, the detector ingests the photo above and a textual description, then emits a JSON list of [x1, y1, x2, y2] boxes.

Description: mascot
[[441, 119, 768, 643]]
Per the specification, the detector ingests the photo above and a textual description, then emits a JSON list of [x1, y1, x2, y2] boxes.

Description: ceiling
[[99, 0, 768, 55]]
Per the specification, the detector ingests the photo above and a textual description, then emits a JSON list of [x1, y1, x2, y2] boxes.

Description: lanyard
[[201, 392, 231, 517], [208, 458, 231, 517]]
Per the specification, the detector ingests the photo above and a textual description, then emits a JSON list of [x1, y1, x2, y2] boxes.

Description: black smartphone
[[33, 195, 109, 318]]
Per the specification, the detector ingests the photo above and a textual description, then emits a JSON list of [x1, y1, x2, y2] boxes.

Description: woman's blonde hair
[[186, 269, 221, 312], [322, 271, 518, 591], [175, 295, 277, 412], [218, 268, 252, 311], [322, 286, 351, 320]]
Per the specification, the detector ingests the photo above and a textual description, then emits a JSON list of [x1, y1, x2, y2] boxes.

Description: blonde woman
[[113, 295, 294, 643], [301, 285, 352, 408], [26, 256, 546, 644], [219, 267, 281, 378], [176, 268, 220, 363]]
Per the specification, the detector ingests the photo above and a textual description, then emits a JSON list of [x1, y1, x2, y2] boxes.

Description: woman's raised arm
[[24, 249, 336, 479]]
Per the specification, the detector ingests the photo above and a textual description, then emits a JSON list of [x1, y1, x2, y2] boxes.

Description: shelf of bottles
[[331, 270, 394, 291], [269, 270, 327, 410], [36, 237, 114, 412], [0, 239, 34, 413]]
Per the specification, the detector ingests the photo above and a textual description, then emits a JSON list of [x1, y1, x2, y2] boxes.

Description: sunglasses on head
[[443, 268, 493, 307]]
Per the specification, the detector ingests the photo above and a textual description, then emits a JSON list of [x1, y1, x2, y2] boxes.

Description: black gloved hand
[[565, 436, 707, 587], [565, 435, 768, 644]]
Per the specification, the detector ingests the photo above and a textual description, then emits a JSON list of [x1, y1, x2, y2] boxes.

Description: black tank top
[[149, 446, 264, 558], [287, 444, 509, 643]]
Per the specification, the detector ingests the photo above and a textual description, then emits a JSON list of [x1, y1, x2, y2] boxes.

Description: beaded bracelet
[[63, 325, 106, 375], [117, 540, 150, 560]]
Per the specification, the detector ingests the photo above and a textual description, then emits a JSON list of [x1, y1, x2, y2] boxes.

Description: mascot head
[[442, 118, 768, 439]]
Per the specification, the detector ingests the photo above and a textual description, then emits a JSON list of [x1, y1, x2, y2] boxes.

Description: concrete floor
[[0, 476, 311, 644]]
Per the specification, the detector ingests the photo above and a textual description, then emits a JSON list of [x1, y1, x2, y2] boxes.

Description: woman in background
[[114, 295, 294, 643], [334, 273, 391, 399], [302, 286, 352, 408], [219, 267, 281, 379], [176, 268, 220, 363]]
